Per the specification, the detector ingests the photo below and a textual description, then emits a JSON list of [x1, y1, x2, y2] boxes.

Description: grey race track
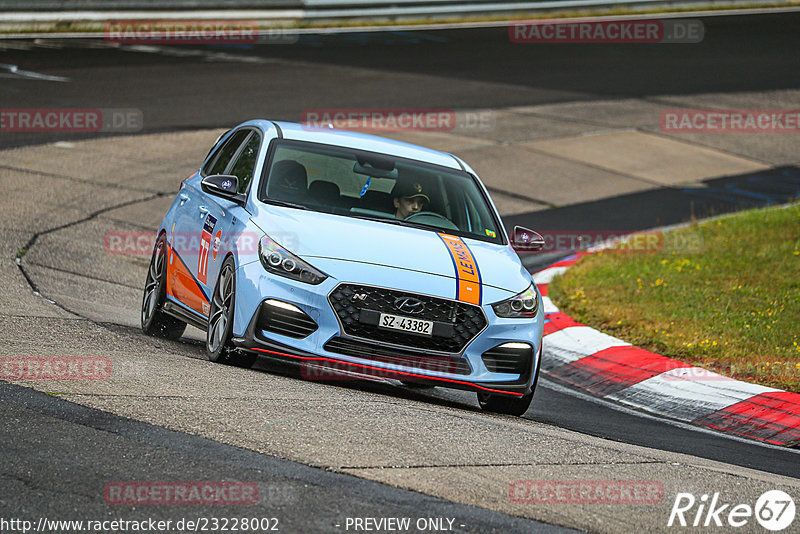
[[1, 11, 799, 534]]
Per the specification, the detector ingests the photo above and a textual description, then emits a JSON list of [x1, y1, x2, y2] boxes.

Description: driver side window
[[228, 133, 261, 194], [203, 130, 249, 177]]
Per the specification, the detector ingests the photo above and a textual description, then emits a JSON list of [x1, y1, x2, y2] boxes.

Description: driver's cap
[[392, 181, 430, 203]]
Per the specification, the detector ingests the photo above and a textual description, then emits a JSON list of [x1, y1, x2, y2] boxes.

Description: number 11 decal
[[198, 214, 217, 285]]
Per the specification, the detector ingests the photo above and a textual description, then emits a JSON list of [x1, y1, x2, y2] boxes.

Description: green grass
[[548, 203, 800, 393]]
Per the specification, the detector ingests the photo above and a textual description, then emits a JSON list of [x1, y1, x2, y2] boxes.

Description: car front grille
[[327, 283, 487, 354], [324, 337, 471, 375]]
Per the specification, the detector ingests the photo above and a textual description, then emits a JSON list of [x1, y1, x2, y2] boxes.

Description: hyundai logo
[[394, 296, 425, 315]]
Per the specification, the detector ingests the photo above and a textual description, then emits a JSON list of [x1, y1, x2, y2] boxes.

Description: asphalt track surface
[[2, 10, 800, 533], [2, 12, 800, 149], [2, 380, 569, 534]]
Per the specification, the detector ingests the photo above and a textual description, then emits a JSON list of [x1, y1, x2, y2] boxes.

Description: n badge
[[198, 214, 217, 285]]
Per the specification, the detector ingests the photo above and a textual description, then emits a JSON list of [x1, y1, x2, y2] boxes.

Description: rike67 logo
[[668, 490, 795, 531]]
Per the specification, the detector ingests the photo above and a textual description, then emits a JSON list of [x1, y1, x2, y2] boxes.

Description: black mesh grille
[[256, 301, 318, 339], [324, 337, 471, 375], [481, 344, 532, 375], [328, 283, 487, 354]]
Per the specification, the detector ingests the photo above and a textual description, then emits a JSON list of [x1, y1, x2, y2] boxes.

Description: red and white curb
[[535, 254, 800, 447]]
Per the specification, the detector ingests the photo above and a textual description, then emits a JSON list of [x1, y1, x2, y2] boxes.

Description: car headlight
[[258, 235, 327, 285], [492, 284, 539, 318]]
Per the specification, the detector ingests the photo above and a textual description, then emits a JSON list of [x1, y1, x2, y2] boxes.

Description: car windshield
[[258, 140, 505, 244]]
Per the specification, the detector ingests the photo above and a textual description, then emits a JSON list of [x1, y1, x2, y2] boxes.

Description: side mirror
[[512, 226, 545, 251], [201, 174, 246, 206]]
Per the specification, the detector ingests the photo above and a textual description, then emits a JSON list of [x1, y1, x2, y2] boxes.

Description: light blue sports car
[[141, 120, 545, 415]]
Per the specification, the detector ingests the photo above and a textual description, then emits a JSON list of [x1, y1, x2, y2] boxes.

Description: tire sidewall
[[206, 256, 236, 362], [141, 234, 167, 331]]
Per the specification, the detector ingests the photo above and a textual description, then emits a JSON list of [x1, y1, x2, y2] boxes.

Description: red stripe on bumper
[[250, 346, 524, 396]]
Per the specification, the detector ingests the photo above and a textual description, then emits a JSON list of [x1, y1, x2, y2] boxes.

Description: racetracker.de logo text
[[509, 18, 704, 43], [104, 20, 260, 44], [302, 109, 457, 132], [661, 109, 800, 133], [104, 482, 259, 505], [509, 480, 664, 504], [0, 109, 142, 133], [1, 357, 112, 380]]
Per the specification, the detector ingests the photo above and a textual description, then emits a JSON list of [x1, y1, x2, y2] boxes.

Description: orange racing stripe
[[438, 233, 482, 305]]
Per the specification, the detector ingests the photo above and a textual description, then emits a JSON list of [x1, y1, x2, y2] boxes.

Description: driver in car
[[392, 181, 430, 220]]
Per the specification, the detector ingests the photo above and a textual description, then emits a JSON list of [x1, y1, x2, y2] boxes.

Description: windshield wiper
[[346, 213, 400, 223], [262, 198, 308, 210], [345, 213, 438, 232]]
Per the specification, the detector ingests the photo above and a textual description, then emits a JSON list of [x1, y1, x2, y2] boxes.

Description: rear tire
[[141, 234, 186, 340], [206, 257, 256, 368]]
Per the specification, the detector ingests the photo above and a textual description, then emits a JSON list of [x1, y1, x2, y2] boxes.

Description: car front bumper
[[231, 260, 544, 397]]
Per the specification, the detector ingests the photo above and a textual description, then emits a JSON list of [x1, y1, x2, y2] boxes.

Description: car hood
[[250, 206, 531, 295]]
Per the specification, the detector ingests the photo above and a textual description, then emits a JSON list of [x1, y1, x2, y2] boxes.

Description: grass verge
[[548, 203, 800, 393]]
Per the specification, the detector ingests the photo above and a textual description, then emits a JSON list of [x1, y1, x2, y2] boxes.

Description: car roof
[[256, 120, 463, 170]]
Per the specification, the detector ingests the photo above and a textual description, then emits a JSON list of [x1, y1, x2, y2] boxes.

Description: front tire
[[477, 390, 534, 416], [477, 347, 541, 416], [206, 257, 256, 368], [141, 234, 186, 340]]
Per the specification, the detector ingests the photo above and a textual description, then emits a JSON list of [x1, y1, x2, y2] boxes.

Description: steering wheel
[[404, 211, 459, 231]]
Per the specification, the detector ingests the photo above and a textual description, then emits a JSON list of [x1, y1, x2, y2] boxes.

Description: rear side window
[[203, 130, 249, 176], [228, 132, 261, 194]]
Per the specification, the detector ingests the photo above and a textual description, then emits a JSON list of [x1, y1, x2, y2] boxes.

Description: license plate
[[378, 313, 433, 336]]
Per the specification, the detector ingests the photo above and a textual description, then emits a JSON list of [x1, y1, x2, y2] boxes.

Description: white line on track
[[0, 63, 70, 82]]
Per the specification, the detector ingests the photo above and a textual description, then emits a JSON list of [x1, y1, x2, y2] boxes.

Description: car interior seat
[[308, 180, 341, 208], [268, 160, 308, 202]]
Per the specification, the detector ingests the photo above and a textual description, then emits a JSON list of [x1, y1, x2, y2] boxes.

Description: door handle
[[179, 194, 189, 201]]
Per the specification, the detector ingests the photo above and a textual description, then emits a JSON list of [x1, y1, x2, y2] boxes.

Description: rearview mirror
[[512, 226, 545, 251], [353, 156, 397, 179], [201, 174, 246, 206]]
